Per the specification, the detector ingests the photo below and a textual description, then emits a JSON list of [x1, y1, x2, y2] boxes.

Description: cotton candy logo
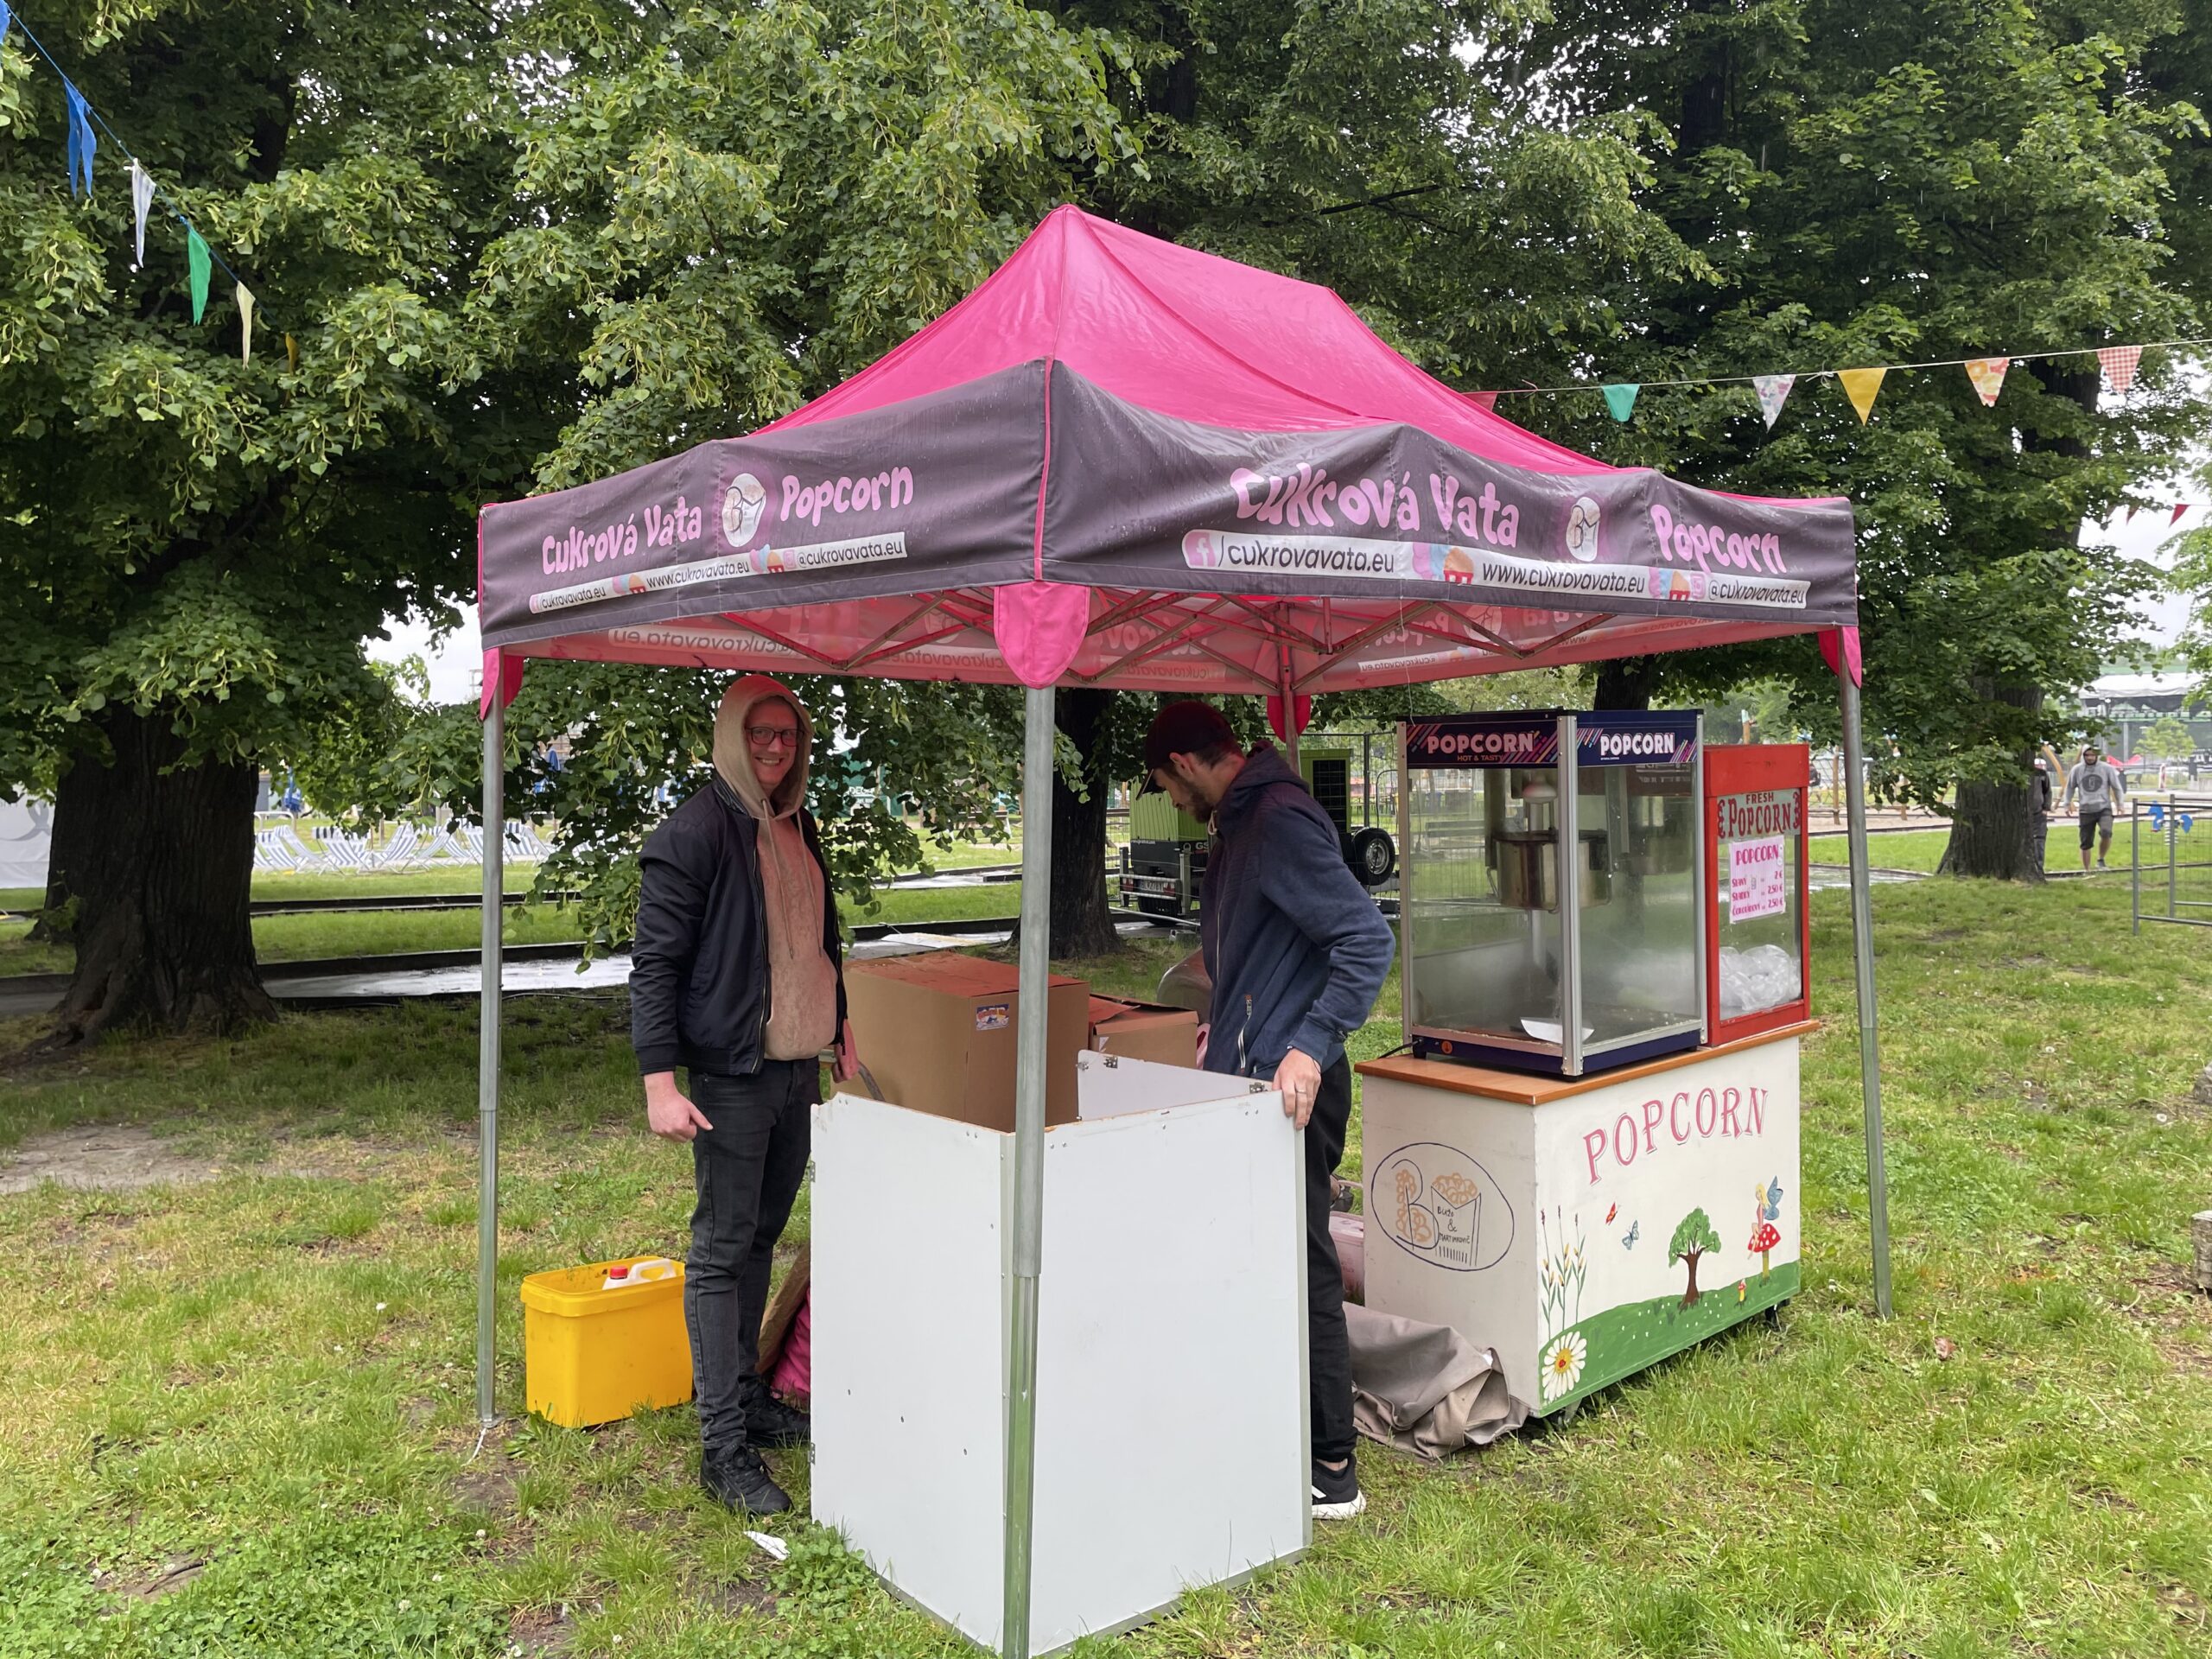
[[721, 474, 767, 547]]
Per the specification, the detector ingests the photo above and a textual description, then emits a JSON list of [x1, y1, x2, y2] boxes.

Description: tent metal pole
[[1002, 683, 1054, 1659], [476, 690, 505, 1427], [1837, 675, 1893, 1319], [1279, 649, 1300, 773]]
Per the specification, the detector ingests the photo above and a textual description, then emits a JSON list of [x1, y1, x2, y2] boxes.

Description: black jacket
[[629, 776, 847, 1077]]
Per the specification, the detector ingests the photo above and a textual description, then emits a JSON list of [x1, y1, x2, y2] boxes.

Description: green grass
[[3, 878, 2209, 1657], [1809, 817, 2209, 874]]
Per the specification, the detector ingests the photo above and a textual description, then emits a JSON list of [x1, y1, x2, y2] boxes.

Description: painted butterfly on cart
[[1621, 1221, 1640, 1249]]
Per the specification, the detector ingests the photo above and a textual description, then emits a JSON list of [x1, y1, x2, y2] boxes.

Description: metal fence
[[2131, 792, 2212, 931]]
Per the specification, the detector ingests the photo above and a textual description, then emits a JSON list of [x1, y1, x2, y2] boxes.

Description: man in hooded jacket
[[1141, 700, 1395, 1520], [632, 674, 857, 1516]]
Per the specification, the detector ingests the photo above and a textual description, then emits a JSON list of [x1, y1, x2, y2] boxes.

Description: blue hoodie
[[1199, 742, 1396, 1077]]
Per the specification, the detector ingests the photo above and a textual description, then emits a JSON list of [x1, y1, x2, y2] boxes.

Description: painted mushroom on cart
[[1748, 1178, 1784, 1279]]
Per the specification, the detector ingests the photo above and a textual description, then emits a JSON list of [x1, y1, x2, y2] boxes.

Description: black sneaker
[[701, 1446, 791, 1516], [1312, 1453, 1366, 1520], [743, 1387, 812, 1450]]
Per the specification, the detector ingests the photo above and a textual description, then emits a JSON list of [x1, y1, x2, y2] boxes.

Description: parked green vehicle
[[1117, 742, 1395, 920]]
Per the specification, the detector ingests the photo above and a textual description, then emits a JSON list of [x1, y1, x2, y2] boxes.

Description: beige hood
[[712, 674, 814, 820]]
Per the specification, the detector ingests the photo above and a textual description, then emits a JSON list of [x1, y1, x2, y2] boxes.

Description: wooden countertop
[[1355, 1020, 1820, 1105]]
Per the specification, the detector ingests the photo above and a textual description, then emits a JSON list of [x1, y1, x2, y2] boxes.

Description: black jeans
[[1306, 1055, 1356, 1465], [686, 1060, 815, 1458]]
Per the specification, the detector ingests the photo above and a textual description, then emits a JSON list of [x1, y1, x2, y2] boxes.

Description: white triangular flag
[[1754, 374, 1795, 429], [130, 161, 155, 269], [237, 283, 254, 365]]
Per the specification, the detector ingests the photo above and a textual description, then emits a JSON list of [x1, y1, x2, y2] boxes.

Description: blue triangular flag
[[64, 80, 97, 196], [0, 3, 13, 45]]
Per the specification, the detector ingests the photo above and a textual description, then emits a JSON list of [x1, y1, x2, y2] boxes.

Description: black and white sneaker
[[701, 1446, 791, 1516], [741, 1377, 812, 1448], [1312, 1453, 1367, 1520]]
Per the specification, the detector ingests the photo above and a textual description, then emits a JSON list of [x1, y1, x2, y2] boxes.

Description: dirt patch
[[509, 1607, 574, 1655], [0, 1126, 220, 1196], [454, 1456, 520, 1516], [694, 1575, 777, 1619], [2119, 1259, 2212, 1377], [111, 1558, 207, 1601]]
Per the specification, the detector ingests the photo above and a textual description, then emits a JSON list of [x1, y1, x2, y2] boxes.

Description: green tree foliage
[[2137, 714, 2195, 760], [0, 0, 554, 1033], [476, 0, 1700, 954], [1480, 0, 2211, 876]]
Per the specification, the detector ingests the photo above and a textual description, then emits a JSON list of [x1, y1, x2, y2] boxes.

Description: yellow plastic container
[[519, 1257, 692, 1427]]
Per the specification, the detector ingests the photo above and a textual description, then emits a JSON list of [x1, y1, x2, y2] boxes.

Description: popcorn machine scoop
[[1398, 712, 1705, 1076]]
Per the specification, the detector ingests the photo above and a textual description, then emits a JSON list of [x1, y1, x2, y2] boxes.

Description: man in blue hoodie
[[1141, 700, 1395, 1519]]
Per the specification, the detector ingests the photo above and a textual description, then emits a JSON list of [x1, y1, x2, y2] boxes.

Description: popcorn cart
[[1363, 716, 1808, 1415]]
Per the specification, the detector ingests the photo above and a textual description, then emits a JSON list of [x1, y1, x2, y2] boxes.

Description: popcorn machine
[[1397, 712, 1706, 1077]]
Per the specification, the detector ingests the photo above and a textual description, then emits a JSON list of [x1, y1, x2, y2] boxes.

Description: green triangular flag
[[1602, 382, 1640, 423], [187, 226, 211, 324]]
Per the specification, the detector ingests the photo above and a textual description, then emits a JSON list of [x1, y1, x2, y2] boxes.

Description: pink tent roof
[[771, 207, 1598, 474], [478, 207, 1855, 700]]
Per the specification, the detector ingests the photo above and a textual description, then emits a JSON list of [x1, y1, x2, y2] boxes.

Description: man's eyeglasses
[[747, 727, 802, 750]]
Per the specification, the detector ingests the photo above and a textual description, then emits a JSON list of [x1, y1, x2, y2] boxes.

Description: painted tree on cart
[[0, 0, 550, 1036], [1669, 1208, 1722, 1310], [1482, 0, 2211, 879]]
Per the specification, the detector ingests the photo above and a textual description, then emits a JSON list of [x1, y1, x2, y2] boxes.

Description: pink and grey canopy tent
[[473, 206, 1891, 1659]]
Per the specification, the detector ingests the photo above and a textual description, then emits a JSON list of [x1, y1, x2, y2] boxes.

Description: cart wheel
[[1350, 826, 1396, 888], [1764, 1299, 1790, 1333]]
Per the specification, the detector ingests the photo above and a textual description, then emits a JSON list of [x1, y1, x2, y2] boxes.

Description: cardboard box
[[844, 954, 1089, 1130], [1086, 995, 1198, 1071]]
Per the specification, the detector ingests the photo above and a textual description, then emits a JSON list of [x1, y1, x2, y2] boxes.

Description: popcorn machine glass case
[[1398, 712, 1706, 1077], [1704, 743, 1812, 1041]]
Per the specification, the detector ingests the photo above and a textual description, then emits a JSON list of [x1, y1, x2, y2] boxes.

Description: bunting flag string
[[62, 79, 94, 195], [3, 3, 271, 353], [1964, 357, 2009, 406], [128, 159, 152, 267], [186, 227, 210, 324], [1754, 374, 1795, 429], [1481, 334, 2209, 430], [1838, 366, 1886, 424]]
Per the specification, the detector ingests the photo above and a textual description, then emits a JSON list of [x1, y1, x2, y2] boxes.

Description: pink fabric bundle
[[769, 1291, 810, 1403]]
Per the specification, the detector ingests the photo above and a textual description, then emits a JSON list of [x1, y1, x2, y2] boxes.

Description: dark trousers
[[686, 1060, 815, 1457], [1306, 1056, 1356, 1464]]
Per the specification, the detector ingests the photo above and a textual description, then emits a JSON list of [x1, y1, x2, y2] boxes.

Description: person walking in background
[[2063, 741, 2126, 871], [1140, 700, 1395, 1520], [2029, 757, 2054, 878], [631, 675, 859, 1516]]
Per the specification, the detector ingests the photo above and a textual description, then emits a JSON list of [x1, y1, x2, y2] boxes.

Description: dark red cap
[[1140, 701, 1238, 793]]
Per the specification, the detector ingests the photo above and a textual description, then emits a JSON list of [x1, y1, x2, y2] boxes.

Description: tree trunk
[[1942, 681, 2044, 880], [29, 762, 90, 944], [49, 707, 274, 1041], [1046, 687, 1122, 958], [1680, 1249, 1703, 1309], [1593, 658, 1665, 711]]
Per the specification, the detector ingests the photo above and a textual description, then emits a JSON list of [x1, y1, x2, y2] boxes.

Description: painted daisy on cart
[[1540, 1331, 1587, 1402]]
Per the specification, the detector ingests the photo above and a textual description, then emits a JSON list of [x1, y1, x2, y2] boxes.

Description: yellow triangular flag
[[237, 283, 255, 365], [284, 333, 299, 372], [1838, 366, 1886, 423]]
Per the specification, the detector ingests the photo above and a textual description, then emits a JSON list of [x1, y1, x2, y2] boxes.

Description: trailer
[[1117, 738, 1396, 921]]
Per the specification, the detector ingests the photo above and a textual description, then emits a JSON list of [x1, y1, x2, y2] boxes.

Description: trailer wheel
[[1349, 826, 1395, 888]]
